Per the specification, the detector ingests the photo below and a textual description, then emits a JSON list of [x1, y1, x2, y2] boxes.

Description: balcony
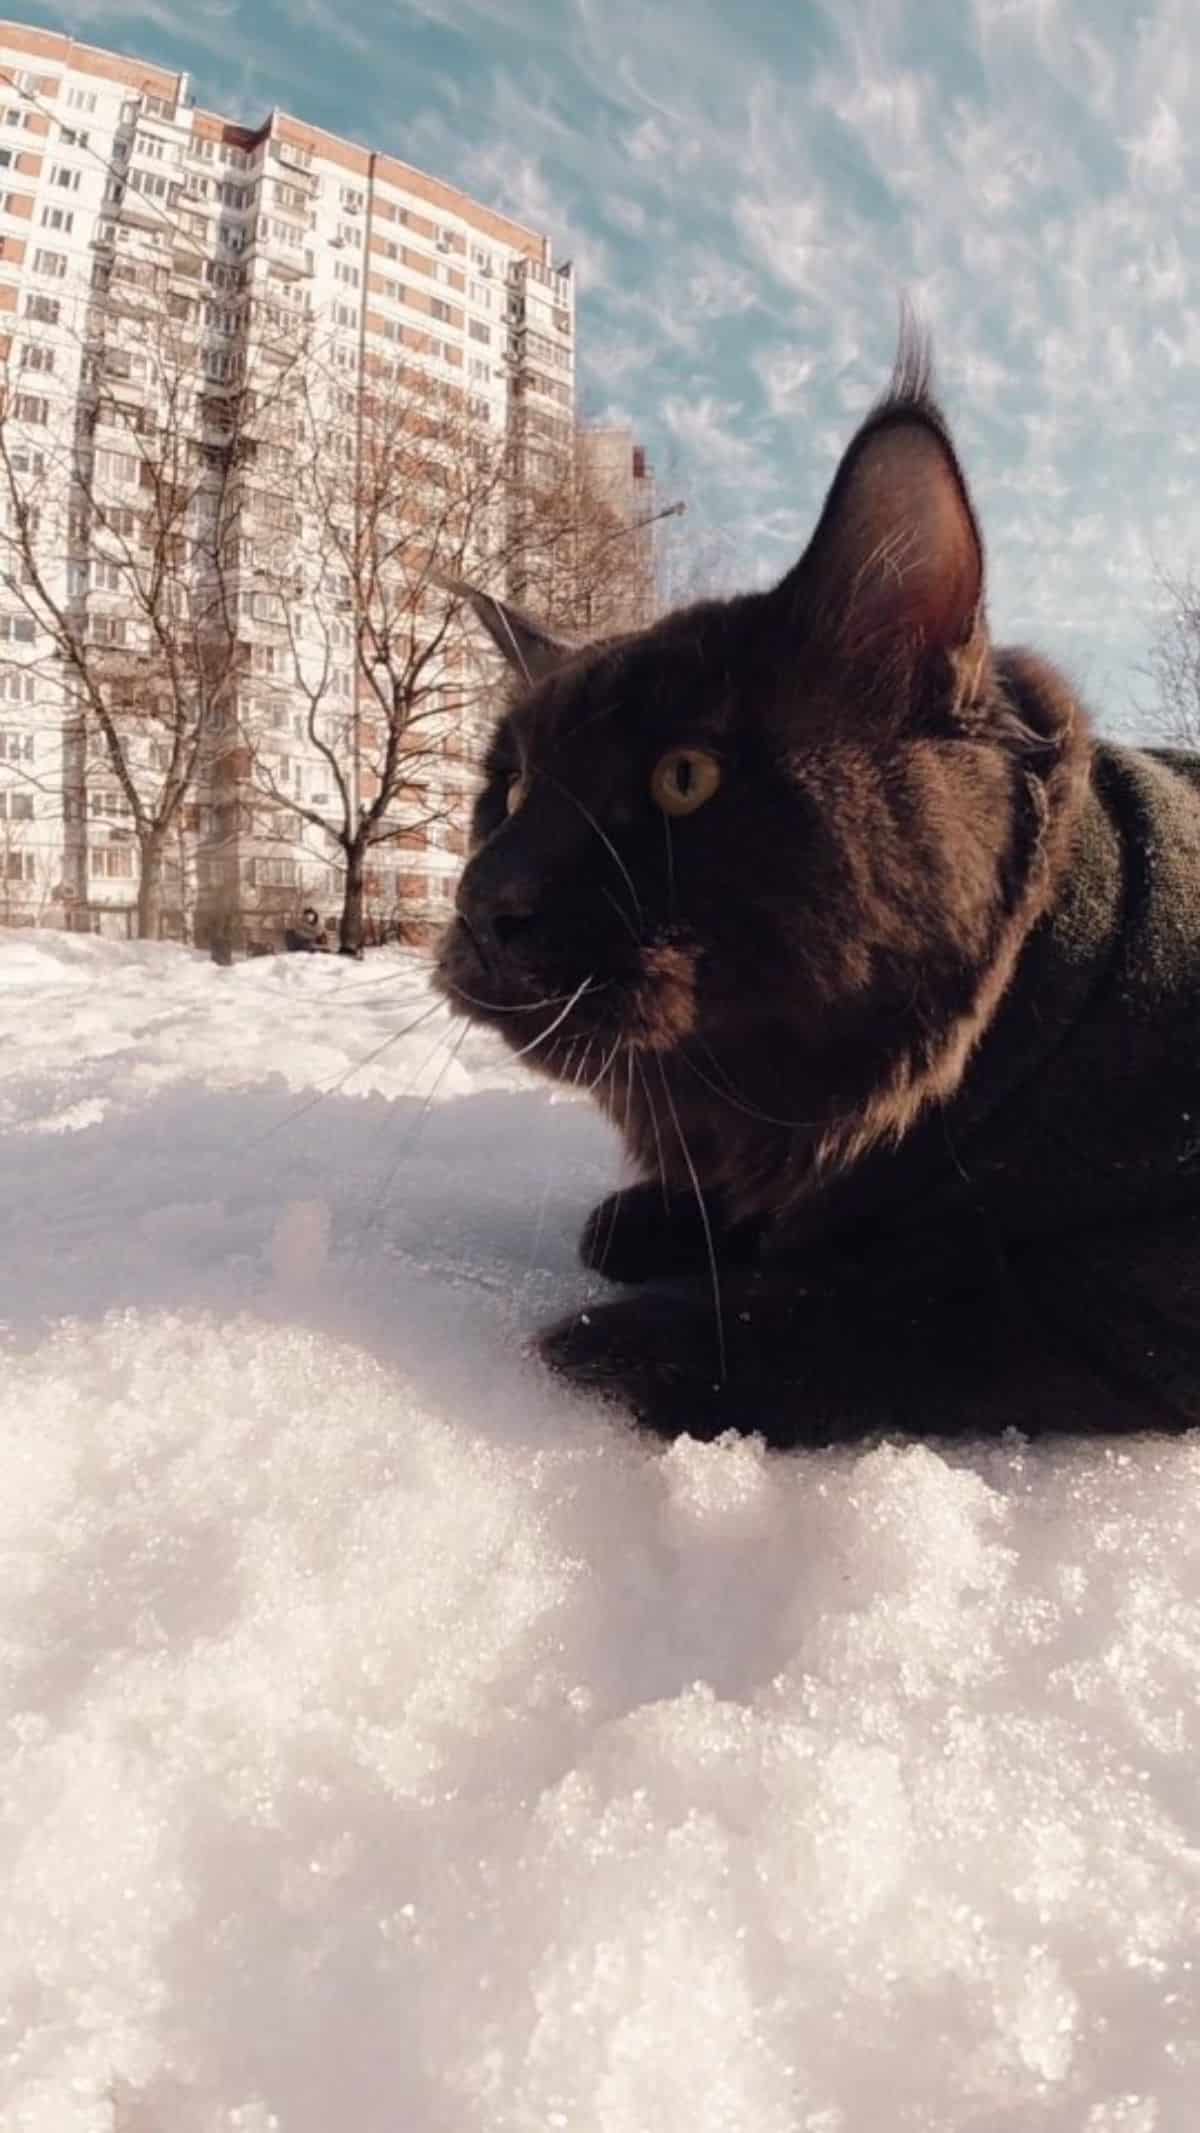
[[259, 237, 313, 280]]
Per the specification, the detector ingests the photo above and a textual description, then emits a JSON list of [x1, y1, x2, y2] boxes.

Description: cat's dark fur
[[434, 334, 1200, 1446]]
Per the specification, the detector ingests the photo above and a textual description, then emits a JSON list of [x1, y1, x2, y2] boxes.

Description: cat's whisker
[[682, 1040, 817, 1131], [655, 1052, 727, 1388], [663, 813, 676, 922], [243, 998, 448, 1150], [588, 1034, 624, 1097], [444, 978, 607, 1017], [599, 882, 642, 944], [635, 1048, 672, 1214], [541, 770, 644, 931], [508, 974, 596, 1065], [349, 1020, 471, 1261]]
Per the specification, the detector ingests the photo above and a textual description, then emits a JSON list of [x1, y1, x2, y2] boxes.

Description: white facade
[[0, 20, 576, 943]]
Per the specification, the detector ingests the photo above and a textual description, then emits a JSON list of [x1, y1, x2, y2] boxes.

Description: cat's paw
[[578, 1186, 677, 1282], [578, 1182, 747, 1284], [537, 1292, 732, 1440]]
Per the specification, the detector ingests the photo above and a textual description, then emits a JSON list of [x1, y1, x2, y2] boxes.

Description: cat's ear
[[780, 387, 986, 691], [438, 574, 576, 684]]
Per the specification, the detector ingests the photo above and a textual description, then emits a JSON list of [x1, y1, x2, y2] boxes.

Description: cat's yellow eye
[[505, 773, 528, 817], [650, 748, 722, 817]]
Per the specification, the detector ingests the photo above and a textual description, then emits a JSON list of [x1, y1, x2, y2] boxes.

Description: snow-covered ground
[[2, 933, 1199, 2133]]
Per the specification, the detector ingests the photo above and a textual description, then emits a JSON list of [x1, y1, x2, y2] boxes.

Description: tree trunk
[[339, 837, 366, 957], [136, 830, 166, 941]]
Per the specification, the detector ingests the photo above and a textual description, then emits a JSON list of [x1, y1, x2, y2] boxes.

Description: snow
[[2, 934, 1199, 2133]]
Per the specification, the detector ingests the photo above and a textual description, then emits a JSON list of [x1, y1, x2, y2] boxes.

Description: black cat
[[435, 336, 1200, 1447]]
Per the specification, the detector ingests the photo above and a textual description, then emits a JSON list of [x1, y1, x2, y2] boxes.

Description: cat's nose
[[457, 870, 539, 965], [490, 907, 536, 948]]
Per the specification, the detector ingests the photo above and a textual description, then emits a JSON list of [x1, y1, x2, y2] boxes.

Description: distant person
[[283, 906, 322, 954]]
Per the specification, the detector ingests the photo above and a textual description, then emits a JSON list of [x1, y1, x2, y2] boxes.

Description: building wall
[[576, 425, 660, 632], [0, 20, 576, 945]]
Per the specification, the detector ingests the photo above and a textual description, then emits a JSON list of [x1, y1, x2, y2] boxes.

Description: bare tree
[[238, 381, 691, 954], [508, 431, 669, 638], [1144, 564, 1200, 750], [0, 224, 307, 938]]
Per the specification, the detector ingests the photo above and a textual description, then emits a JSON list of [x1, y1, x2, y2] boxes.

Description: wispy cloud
[[26, 0, 1200, 719]]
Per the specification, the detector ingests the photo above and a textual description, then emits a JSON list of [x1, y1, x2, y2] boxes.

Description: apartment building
[[576, 426, 661, 632], [0, 19, 578, 946]]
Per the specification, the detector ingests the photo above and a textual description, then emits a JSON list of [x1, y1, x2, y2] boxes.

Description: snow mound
[[2, 939, 1199, 2131]]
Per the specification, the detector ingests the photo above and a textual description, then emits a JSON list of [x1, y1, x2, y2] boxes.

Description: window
[[274, 181, 307, 213], [248, 855, 297, 887], [25, 293, 61, 325], [469, 281, 492, 310], [0, 729, 34, 761], [0, 789, 34, 821], [89, 614, 127, 646], [67, 87, 97, 113], [40, 205, 73, 232], [5, 850, 34, 882], [334, 302, 357, 329], [13, 395, 48, 425], [95, 448, 140, 484], [468, 319, 490, 344], [142, 95, 176, 122], [468, 356, 489, 383], [0, 612, 36, 644], [10, 446, 44, 477], [340, 186, 363, 213], [0, 671, 35, 704], [0, 148, 13, 171], [129, 167, 178, 203], [333, 260, 359, 287], [90, 786, 133, 816], [33, 248, 67, 278], [336, 220, 361, 248], [60, 128, 89, 149], [91, 559, 124, 592], [51, 165, 81, 191], [90, 845, 134, 878]]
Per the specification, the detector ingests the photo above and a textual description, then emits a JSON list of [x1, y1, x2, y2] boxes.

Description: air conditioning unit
[[436, 237, 450, 254], [480, 261, 492, 277], [330, 236, 344, 249]]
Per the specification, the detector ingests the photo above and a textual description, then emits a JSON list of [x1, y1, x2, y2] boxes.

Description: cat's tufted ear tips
[[778, 335, 988, 693], [433, 571, 577, 684]]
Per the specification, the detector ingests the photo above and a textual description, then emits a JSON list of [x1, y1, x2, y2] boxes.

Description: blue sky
[[21, 0, 1200, 729]]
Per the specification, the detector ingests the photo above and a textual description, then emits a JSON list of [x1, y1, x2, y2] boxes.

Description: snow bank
[[2, 938, 1198, 2131]]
